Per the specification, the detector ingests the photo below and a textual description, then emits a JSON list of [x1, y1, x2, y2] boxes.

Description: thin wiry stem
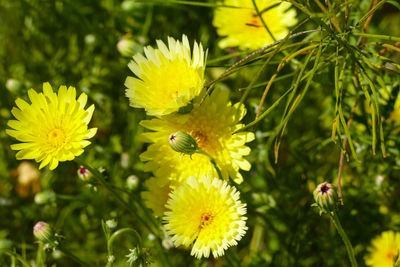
[[337, 94, 359, 205], [200, 29, 322, 104]]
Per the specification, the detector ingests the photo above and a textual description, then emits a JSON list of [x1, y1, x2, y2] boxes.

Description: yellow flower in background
[[213, 0, 297, 50], [389, 96, 400, 125], [164, 176, 247, 259], [125, 35, 206, 116], [142, 176, 179, 217], [365, 231, 400, 267], [6, 82, 97, 170], [140, 88, 254, 184]]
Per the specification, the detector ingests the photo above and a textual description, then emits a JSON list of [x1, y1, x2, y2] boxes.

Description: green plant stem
[[75, 159, 157, 235], [0, 250, 31, 267], [106, 228, 142, 267], [58, 245, 90, 267], [197, 150, 223, 180], [74, 159, 171, 267], [329, 213, 358, 267], [352, 32, 400, 42]]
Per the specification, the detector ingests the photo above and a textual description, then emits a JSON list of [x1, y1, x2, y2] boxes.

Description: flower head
[[164, 176, 247, 259], [125, 35, 206, 116], [365, 231, 400, 267], [313, 182, 338, 214], [6, 83, 97, 170], [213, 0, 297, 50], [140, 88, 254, 184]]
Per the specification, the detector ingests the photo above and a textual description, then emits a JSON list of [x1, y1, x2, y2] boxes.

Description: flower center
[[386, 252, 394, 260], [191, 131, 208, 149], [246, 14, 262, 28], [47, 128, 66, 148], [321, 184, 330, 194], [200, 213, 213, 228]]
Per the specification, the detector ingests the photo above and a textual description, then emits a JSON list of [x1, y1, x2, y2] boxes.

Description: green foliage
[[0, 0, 399, 266]]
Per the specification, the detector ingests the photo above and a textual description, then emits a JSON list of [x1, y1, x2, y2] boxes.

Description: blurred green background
[[0, 0, 400, 266]]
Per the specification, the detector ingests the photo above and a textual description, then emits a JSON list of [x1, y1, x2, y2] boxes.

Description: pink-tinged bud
[[169, 131, 198, 156], [33, 221, 53, 242], [313, 182, 338, 214], [77, 166, 92, 181], [117, 38, 140, 57]]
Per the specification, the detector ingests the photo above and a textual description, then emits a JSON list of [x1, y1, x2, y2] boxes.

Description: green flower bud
[[313, 182, 338, 214], [117, 38, 141, 57], [126, 175, 139, 191], [169, 131, 199, 156], [33, 222, 54, 243], [34, 190, 56, 205]]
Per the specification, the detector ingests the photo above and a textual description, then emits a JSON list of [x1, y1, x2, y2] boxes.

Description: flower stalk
[[329, 212, 358, 267]]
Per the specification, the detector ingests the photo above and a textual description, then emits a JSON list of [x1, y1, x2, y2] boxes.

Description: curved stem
[[106, 228, 142, 267], [108, 228, 142, 255], [329, 213, 358, 267]]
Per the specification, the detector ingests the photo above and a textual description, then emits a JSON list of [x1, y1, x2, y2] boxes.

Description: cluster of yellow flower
[[125, 35, 253, 258]]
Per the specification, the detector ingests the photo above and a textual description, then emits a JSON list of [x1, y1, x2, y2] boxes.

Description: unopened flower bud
[[34, 190, 56, 204], [117, 38, 140, 57], [313, 182, 338, 214], [126, 175, 139, 191], [33, 222, 54, 243], [77, 166, 92, 181], [169, 131, 198, 156], [6, 79, 22, 93]]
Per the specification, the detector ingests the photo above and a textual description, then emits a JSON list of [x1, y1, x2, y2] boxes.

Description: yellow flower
[[164, 176, 247, 259], [6, 82, 97, 170], [140, 88, 254, 184], [125, 35, 206, 116], [365, 231, 400, 267], [213, 0, 297, 50], [142, 176, 179, 217]]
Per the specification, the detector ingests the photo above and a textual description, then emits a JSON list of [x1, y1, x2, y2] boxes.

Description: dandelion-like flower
[[213, 0, 297, 50], [125, 35, 206, 116], [140, 88, 254, 184], [6, 82, 97, 170], [365, 231, 400, 267], [164, 176, 247, 259]]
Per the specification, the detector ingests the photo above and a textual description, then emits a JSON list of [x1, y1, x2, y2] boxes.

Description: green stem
[[197, 150, 223, 180], [58, 245, 90, 267], [352, 32, 400, 42], [0, 250, 31, 267], [74, 159, 171, 267], [329, 213, 358, 267], [75, 159, 157, 235]]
